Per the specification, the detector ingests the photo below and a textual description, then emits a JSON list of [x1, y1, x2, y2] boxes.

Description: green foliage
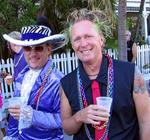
[[0, 0, 117, 56], [126, 17, 136, 30], [0, 0, 39, 33], [0, 0, 39, 59], [105, 38, 118, 49]]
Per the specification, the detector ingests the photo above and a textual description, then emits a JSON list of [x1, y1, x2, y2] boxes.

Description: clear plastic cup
[[96, 97, 112, 112], [8, 97, 23, 108]]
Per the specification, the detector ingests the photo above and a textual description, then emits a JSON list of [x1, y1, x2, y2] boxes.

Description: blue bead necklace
[[77, 54, 114, 140]]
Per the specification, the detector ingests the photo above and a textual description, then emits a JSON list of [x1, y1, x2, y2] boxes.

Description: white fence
[[53, 45, 150, 75], [1, 45, 150, 98]]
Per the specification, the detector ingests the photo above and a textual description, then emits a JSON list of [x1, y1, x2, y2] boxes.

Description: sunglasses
[[23, 46, 44, 52]]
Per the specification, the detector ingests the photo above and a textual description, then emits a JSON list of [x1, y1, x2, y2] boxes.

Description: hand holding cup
[[8, 97, 23, 120]]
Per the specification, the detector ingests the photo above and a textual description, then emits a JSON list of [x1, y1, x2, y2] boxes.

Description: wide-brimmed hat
[[3, 25, 66, 51]]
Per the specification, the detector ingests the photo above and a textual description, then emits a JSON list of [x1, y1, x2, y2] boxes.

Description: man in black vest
[[60, 8, 150, 140]]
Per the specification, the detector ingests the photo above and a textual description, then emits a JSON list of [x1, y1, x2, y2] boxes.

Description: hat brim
[[3, 34, 66, 51]]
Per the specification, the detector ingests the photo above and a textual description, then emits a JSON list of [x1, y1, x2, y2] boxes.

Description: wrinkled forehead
[[70, 20, 99, 37], [72, 20, 97, 29]]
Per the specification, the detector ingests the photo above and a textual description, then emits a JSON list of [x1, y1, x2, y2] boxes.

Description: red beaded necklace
[[77, 54, 114, 140]]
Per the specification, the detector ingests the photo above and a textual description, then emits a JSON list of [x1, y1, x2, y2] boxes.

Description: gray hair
[[126, 30, 131, 37], [66, 8, 113, 38], [8, 31, 21, 40]]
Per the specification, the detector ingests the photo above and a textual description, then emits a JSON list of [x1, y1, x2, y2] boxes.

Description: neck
[[82, 55, 102, 77], [87, 73, 99, 76], [87, 74, 98, 80], [29, 68, 42, 72]]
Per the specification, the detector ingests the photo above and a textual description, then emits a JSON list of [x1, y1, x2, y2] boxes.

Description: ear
[[100, 35, 105, 48], [47, 46, 52, 56], [47, 46, 52, 51], [101, 38, 104, 43]]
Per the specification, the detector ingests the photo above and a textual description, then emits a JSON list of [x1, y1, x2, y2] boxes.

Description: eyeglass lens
[[23, 46, 44, 52]]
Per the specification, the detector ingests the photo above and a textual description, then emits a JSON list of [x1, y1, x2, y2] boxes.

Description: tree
[[134, 0, 145, 43], [0, 0, 39, 59], [118, 0, 127, 61]]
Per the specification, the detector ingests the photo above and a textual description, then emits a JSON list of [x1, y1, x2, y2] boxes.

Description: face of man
[[23, 43, 51, 69], [70, 20, 103, 64]]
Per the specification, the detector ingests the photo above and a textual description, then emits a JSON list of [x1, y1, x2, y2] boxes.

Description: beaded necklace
[[34, 64, 54, 110], [77, 54, 114, 140]]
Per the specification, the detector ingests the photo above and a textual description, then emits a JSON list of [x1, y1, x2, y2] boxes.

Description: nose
[[79, 38, 88, 47]]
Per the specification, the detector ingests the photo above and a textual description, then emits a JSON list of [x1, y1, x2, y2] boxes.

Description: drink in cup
[[96, 97, 112, 112]]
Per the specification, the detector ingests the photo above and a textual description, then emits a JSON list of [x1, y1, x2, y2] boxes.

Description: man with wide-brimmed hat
[[2, 24, 66, 140]]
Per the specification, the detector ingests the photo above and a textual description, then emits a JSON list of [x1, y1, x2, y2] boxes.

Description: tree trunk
[[134, 0, 145, 43], [118, 0, 127, 61]]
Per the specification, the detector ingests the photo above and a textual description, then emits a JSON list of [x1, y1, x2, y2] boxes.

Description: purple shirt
[[6, 59, 64, 139], [13, 49, 27, 81]]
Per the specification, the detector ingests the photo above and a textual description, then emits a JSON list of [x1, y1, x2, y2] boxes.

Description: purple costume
[[13, 49, 27, 81], [6, 59, 64, 140]]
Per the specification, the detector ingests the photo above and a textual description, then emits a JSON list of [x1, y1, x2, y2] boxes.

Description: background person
[[126, 30, 138, 63], [5, 31, 27, 84], [2, 23, 66, 140], [60, 8, 150, 140], [2, 31, 27, 138]]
